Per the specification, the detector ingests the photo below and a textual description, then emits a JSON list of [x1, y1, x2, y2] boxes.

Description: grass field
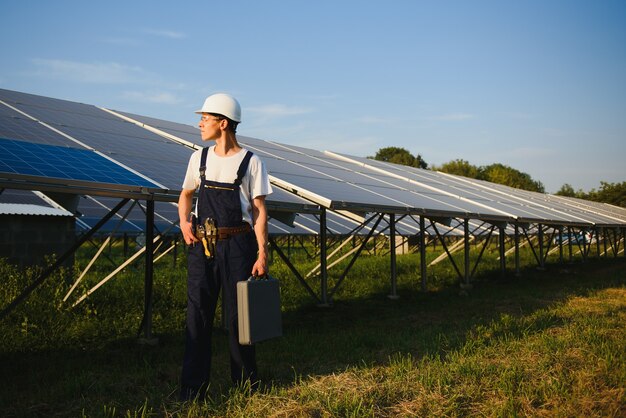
[[1, 240, 625, 417]]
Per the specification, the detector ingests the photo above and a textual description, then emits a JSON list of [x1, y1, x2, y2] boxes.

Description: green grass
[[0, 241, 625, 417]]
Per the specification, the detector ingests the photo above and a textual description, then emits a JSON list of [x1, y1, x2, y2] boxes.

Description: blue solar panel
[[0, 104, 77, 147], [0, 137, 159, 187]]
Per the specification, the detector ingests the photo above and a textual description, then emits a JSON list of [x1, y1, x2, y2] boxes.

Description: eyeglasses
[[200, 115, 222, 123]]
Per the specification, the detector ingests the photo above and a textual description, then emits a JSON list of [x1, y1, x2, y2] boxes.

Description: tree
[[555, 183, 577, 197], [414, 154, 428, 169], [480, 163, 545, 193], [556, 181, 625, 207], [434, 160, 544, 192], [434, 159, 480, 179], [369, 147, 428, 169], [589, 181, 626, 207]]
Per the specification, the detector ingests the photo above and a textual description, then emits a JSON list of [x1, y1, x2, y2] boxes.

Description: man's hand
[[178, 188, 198, 245], [251, 255, 268, 277], [180, 218, 198, 245]]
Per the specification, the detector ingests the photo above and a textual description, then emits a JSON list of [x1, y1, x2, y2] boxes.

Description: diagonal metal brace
[[469, 225, 495, 279], [269, 235, 321, 303], [430, 221, 464, 281], [328, 213, 385, 298]]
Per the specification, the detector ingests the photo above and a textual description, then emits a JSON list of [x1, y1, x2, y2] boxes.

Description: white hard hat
[[195, 93, 242, 123]]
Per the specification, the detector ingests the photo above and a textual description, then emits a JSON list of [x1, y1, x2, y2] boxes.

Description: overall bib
[[181, 148, 258, 396]]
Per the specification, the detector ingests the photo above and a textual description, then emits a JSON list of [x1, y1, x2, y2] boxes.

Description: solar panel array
[[325, 152, 624, 226], [0, 88, 320, 236], [109, 105, 626, 230], [0, 103, 74, 147], [1, 88, 625, 241], [0, 137, 158, 187]]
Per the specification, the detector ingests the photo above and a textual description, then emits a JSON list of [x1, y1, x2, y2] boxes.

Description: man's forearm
[[254, 220, 268, 257], [178, 189, 197, 244], [251, 196, 269, 275], [178, 190, 193, 223]]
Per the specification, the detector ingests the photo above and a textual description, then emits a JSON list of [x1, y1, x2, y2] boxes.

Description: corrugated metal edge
[[0, 203, 73, 217]]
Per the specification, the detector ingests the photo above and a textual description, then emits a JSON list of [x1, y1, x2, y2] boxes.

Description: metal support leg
[[138, 199, 158, 344], [558, 228, 563, 264], [514, 224, 521, 277], [388, 213, 398, 300], [462, 219, 472, 290], [499, 225, 506, 277], [419, 216, 427, 291], [538, 224, 545, 270], [567, 226, 573, 263], [319, 207, 329, 307]]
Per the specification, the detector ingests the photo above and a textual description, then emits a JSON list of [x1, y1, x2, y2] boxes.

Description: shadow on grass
[[270, 259, 625, 380], [1, 258, 624, 417]]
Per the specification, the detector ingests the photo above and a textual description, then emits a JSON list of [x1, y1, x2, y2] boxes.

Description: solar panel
[[323, 151, 613, 226], [108, 110, 519, 224], [0, 104, 77, 147], [548, 194, 626, 223], [0, 90, 192, 190], [0, 91, 318, 217], [240, 139, 513, 219], [0, 137, 160, 187], [112, 110, 203, 147], [3, 88, 623, 236], [337, 156, 545, 214], [108, 111, 557, 226], [106, 110, 324, 213], [464, 177, 624, 225], [0, 189, 49, 206], [0, 91, 321, 237]]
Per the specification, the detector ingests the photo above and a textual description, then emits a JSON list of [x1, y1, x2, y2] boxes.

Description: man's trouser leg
[[180, 244, 220, 398], [217, 232, 258, 386]]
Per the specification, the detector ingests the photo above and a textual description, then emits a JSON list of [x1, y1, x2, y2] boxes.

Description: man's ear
[[220, 118, 229, 131]]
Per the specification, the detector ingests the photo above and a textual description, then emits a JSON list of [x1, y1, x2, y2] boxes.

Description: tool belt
[[192, 216, 251, 258]]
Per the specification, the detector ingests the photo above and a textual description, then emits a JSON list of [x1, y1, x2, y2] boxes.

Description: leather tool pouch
[[191, 215, 217, 259]]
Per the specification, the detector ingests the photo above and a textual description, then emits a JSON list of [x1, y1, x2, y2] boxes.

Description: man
[[178, 93, 272, 400]]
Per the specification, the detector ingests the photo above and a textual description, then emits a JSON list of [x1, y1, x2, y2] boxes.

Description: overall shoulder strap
[[234, 151, 254, 186], [199, 147, 209, 179]]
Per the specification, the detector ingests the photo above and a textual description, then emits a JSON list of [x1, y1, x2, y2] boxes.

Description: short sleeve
[[182, 150, 202, 190], [247, 155, 273, 199]]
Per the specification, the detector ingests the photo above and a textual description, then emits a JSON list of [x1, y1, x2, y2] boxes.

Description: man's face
[[198, 114, 223, 141]]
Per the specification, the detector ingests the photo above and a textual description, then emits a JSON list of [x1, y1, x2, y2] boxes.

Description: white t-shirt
[[182, 146, 273, 225]]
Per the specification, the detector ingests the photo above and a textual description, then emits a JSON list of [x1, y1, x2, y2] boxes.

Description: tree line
[[369, 147, 625, 207], [555, 182, 626, 208]]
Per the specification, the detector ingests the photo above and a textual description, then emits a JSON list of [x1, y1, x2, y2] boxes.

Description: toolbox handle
[[248, 274, 273, 281]]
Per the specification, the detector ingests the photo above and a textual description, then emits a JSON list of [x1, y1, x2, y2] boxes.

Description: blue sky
[[1, 0, 624, 193]]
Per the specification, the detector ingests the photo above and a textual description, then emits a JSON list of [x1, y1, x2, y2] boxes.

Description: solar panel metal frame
[[103, 106, 321, 215], [115, 107, 626, 232], [324, 151, 625, 228], [234, 138, 513, 221], [98, 110, 510, 221], [2, 88, 624, 239], [0, 90, 319, 224]]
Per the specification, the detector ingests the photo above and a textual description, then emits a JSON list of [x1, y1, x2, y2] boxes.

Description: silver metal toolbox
[[237, 276, 282, 345]]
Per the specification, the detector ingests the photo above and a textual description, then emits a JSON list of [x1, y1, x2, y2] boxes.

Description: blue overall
[[181, 148, 258, 397]]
